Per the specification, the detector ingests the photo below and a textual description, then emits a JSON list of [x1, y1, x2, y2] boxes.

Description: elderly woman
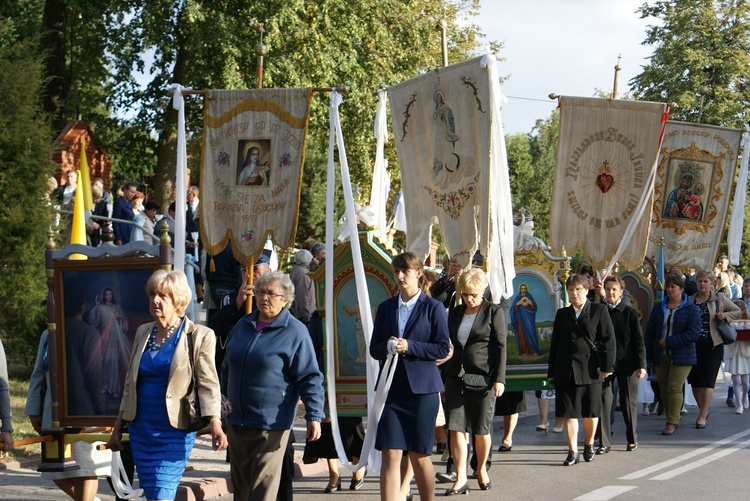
[[221, 270, 324, 501], [107, 270, 227, 501], [645, 274, 701, 435], [548, 274, 615, 466], [370, 251, 451, 501], [688, 269, 741, 428], [442, 268, 506, 493]]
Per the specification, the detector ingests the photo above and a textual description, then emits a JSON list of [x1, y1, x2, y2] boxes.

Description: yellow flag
[[79, 136, 93, 211], [69, 169, 88, 260]]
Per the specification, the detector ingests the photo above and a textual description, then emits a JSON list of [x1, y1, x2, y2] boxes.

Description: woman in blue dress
[[107, 270, 227, 500], [370, 251, 451, 500], [510, 283, 541, 356]]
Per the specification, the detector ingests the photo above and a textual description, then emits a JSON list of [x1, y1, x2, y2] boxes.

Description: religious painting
[[661, 157, 713, 222], [334, 274, 391, 378], [506, 271, 558, 367], [236, 138, 272, 186], [54, 257, 159, 426]]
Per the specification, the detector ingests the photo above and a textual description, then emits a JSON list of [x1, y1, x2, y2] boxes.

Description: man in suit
[[548, 273, 615, 465]]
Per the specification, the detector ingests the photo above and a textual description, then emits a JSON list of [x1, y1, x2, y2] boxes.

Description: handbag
[[182, 330, 233, 431], [714, 299, 737, 345], [462, 371, 490, 392]]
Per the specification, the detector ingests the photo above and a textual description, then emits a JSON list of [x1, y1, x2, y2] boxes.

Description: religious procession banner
[[550, 97, 668, 271], [646, 121, 742, 269], [388, 56, 492, 268], [200, 89, 312, 264]]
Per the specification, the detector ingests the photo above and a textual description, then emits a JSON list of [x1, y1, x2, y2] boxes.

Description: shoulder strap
[[185, 330, 198, 389]]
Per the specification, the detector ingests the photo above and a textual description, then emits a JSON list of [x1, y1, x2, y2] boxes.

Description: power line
[[505, 95, 555, 103]]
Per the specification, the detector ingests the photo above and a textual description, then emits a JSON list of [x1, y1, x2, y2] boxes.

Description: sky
[[474, 0, 656, 135]]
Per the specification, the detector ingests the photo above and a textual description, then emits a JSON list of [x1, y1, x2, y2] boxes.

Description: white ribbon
[[600, 105, 669, 279], [110, 450, 145, 501], [171, 83, 190, 273], [481, 52, 516, 301], [728, 126, 750, 266], [370, 90, 391, 242]]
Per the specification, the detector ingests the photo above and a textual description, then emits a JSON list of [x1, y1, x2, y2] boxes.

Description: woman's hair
[[696, 269, 715, 282], [392, 251, 423, 272], [255, 270, 295, 306], [133, 190, 145, 201], [422, 269, 438, 294], [458, 268, 487, 295], [566, 273, 589, 290], [733, 299, 749, 319], [92, 185, 103, 199], [392, 252, 428, 292], [145, 270, 192, 317], [603, 274, 625, 289], [716, 271, 731, 290], [575, 263, 594, 277], [665, 273, 686, 290]]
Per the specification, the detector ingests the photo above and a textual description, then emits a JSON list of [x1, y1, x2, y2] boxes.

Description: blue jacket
[[370, 292, 451, 394], [112, 197, 134, 244], [220, 308, 324, 430], [645, 294, 701, 366]]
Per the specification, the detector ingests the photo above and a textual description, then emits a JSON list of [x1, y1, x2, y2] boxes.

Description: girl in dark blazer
[[370, 252, 451, 501], [548, 274, 615, 466], [442, 268, 506, 494]]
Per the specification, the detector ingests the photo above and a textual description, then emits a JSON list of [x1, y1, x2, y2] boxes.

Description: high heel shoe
[[536, 423, 549, 432], [349, 469, 366, 490], [563, 450, 579, 466], [324, 478, 341, 493], [478, 480, 492, 490], [445, 483, 470, 496]]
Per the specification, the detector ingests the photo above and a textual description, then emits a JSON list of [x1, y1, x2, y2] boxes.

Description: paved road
[[3, 385, 750, 500]]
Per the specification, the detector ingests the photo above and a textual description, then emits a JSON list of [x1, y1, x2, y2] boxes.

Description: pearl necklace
[[148, 322, 178, 351]]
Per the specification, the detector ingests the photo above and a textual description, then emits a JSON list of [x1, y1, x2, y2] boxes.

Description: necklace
[[148, 322, 178, 351]]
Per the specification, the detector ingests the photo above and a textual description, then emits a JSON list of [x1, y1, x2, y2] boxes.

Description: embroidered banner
[[388, 56, 490, 267], [200, 89, 312, 264], [646, 121, 741, 269], [550, 97, 667, 271]]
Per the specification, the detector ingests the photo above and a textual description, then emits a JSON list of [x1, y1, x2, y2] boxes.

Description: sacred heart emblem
[[595, 160, 614, 193]]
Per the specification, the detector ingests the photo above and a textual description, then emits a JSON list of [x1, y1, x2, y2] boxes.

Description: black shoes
[[436, 471, 457, 483], [349, 472, 365, 490], [596, 446, 610, 455], [324, 478, 341, 493], [583, 444, 595, 462], [627, 443, 638, 451], [478, 480, 492, 491], [497, 444, 512, 452], [445, 483, 470, 496], [563, 450, 580, 466], [436, 442, 447, 454]]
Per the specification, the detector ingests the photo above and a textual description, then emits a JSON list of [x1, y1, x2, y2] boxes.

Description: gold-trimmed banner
[[550, 97, 667, 271], [646, 121, 741, 269], [200, 89, 312, 263]]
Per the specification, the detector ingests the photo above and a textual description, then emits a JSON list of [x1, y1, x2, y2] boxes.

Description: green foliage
[[631, 0, 750, 127], [505, 110, 559, 243], [0, 38, 57, 363]]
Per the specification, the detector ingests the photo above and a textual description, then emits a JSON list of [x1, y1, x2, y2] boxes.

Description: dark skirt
[[554, 382, 602, 418], [494, 391, 527, 416], [444, 376, 496, 435], [375, 391, 439, 455], [303, 417, 365, 462], [688, 340, 724, 388]]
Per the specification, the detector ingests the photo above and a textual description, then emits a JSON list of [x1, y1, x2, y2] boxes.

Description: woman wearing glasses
[[370, 252, 451, 501], [442, 268, 506, 494], [221, 271, 325, 501]]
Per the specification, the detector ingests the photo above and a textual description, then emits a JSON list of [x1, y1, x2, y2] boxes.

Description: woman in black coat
[[442, 268, 506, 494], [548, 274, 615, 466]]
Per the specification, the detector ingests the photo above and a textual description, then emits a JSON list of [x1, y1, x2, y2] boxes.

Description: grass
[[0, 378, 41, 462]]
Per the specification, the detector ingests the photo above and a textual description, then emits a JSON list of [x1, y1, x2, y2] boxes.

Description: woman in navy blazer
[[370, 252, 451, 501]]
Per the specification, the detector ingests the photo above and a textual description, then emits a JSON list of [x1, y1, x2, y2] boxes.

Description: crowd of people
[[6, 178, 750, 500]]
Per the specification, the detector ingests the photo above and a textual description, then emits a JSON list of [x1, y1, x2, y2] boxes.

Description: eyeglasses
[[255, 289, 284, 299]]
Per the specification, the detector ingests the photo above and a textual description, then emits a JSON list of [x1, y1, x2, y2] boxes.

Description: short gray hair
[[295, 249, 313, 266], [255, 270, 295, 306]]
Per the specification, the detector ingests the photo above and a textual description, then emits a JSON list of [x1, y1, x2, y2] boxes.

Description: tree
[[505, 111, 558, 244], [0, 34, 58, 363], [630, 0, 750, 127]]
